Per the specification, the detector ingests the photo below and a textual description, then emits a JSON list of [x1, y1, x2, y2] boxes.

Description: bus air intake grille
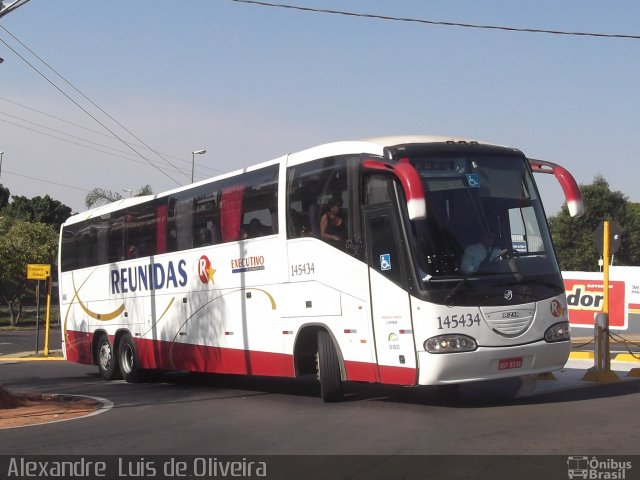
[[479, 304, 536, 338]]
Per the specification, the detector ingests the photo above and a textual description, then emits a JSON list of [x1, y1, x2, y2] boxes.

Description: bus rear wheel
[[95, 333, 121, 380], [118, 334, 142, 383], [317, 330, 343, 402]]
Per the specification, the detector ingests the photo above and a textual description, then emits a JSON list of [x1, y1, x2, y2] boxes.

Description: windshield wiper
[[524, 277, 564, 292], [444, 278, 469, 307]]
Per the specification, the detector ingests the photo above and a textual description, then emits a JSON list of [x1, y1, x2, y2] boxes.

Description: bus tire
[[95, 333, 121, 381], [317, 330, 343, 402], [118, 334, 142, 383]]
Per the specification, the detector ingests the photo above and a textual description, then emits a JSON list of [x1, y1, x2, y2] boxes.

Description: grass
[[0, 306, 60, 330]]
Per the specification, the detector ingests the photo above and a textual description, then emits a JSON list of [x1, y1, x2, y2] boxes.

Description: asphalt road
[[3, 328, 640, 479], [2, 358, 640, 456], [3, 342, 640, 479], [0, 326, 62, 356]]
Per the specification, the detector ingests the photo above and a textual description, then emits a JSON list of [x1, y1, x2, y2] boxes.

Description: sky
[[1, 0, 639, 215]]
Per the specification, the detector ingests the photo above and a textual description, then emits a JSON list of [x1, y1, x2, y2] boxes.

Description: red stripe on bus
[[66, 330, 416, 386], [135, 337, 295, 377], [343, 361, 417, 385], [343, 360, 379, 382], [64, 330, 93, 365], [65, 330, 294, 377], [378, 365, 417, 385]]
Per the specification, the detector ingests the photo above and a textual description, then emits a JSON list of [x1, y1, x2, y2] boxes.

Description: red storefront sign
[[563, 278, 625, 327]]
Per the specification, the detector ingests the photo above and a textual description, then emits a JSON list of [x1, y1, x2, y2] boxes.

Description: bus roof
[[284, 135, 502, 166], [62, 134, 503, 227]]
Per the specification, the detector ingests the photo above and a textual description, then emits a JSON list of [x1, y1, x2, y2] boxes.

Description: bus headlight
[[424, 334, 477, 354], [544, 321, 571, 342]]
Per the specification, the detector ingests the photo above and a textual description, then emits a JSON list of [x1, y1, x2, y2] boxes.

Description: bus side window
[[240, 165, 279, 239], [191, 186, 220, 248], [168, 196, 195, 252], [156, 203, 168, 254], [220, 185, 245, 242], [125, 204, 157, 258], [107, 213, 124, 263], [60, 228, 78, 272], [286, 155, 354, 247]]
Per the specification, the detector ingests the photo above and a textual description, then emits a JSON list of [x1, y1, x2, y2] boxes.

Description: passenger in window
[[138, 240, 150, 257], [461, 231, 507, 273], [320, 197, 347, 249], [247, 218, 266, 237], [196, 228, 212, 247], [290, 209, 311, 238], [298, 219, 312, 237], [127, 244, 139, 259]]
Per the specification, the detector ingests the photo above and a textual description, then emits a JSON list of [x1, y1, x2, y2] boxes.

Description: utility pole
[[0, 0, 32, 18]]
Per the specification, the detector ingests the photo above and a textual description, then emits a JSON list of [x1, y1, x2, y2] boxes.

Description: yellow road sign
[[27, 263, 51, 280]]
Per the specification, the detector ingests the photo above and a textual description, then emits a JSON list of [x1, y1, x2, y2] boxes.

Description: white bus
[[58, 135, 583, 401]]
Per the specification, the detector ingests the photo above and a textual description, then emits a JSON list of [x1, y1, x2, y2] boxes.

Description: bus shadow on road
[[363, 371, 640, 408], [96, 368, 640, 409], [155, 372, 529, 406], [154, 371, 324, 399]]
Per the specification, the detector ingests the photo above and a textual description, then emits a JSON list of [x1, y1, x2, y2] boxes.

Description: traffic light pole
[[0, 0, 32, 18], [583, 221, 620, 383]]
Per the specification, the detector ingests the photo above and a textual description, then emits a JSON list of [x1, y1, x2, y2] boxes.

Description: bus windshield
[[406, 150, 562, 300]]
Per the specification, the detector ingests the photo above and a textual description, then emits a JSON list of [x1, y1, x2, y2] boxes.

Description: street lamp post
[[191, 149, 206, 183], [0, 151, 4, 178]]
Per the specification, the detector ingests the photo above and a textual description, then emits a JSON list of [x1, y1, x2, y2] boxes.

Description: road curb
[[569, 351, 594, 360], [0, 394, 113, 430], [613, 353, 640, 362], [569, 351, 640, 363], [0, 356, 65, 362]]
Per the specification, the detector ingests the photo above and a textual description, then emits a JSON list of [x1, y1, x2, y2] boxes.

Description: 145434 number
[[291, 262, 315, 276], [437, 313, 481, 329]]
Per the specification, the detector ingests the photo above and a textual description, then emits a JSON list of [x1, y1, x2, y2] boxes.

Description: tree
[[625, 202, 640, 265], [85, 184, 153, 209], [2, 194, 72, 231], [548, 175, 639, 271], [0, 184, 9, 209], [0, 219, 58, 326]]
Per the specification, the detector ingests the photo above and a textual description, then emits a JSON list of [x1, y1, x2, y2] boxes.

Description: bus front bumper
[[416, 340, 571, 385]]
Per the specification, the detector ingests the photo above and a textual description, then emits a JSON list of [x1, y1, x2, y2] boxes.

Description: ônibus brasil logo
[[198, 255, 216, 284], [567, 456, 632, 479]]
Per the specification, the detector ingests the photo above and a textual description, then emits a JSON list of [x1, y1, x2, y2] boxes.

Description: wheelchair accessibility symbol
[[380, 254, 391, 271], [466, 174, 480, 188]]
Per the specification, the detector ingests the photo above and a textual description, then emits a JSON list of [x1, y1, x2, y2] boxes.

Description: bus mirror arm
[[362, 159, 427, 221], [528, 158, 584, 218]]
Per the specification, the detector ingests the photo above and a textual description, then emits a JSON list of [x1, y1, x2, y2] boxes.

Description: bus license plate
[[499, 357, 523, 370]]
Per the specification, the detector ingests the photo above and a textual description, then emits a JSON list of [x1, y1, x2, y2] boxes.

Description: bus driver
[[461, 231, 508, 273]]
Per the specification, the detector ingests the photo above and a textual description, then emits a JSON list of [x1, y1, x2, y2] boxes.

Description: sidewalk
[[0, 351, 64, 362], [570, 333, 640, 363]]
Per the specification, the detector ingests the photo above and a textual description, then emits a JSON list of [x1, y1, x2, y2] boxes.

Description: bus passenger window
[[195, 228, 212, 246], [286, 155, 357, 249]]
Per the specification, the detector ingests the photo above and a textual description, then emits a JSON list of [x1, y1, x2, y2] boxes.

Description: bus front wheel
[[317, 330, 343, 402], [118, 334, 142, 383], [95, 333, 121, 381]]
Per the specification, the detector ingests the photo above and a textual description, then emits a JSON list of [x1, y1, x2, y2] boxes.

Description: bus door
[[364, 205, 417, 385]]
